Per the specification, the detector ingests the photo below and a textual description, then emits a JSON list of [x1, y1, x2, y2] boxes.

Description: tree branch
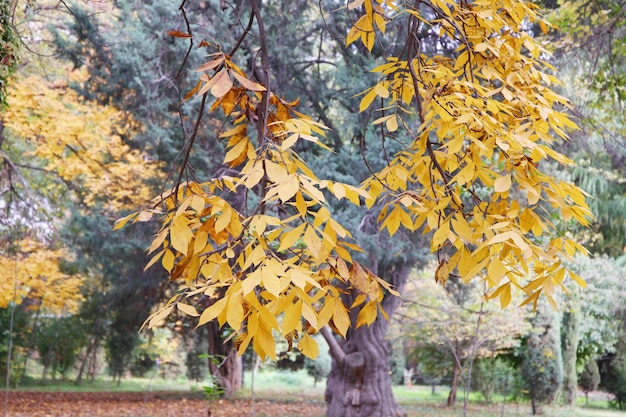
[[320, 326, 345, 363]]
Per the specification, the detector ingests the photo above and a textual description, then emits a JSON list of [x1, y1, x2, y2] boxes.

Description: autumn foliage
[[117, 0, 593, 362]]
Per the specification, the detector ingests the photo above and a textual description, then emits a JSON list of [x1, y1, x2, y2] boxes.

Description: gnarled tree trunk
[[323, 265, 410, 417]]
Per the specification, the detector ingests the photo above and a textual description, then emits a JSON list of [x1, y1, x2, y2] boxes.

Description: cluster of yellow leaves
[[0, 239, 84, 314], [3, 70, 163, 211], [351, 0, 592, 308], [118, 54, 394, 360]]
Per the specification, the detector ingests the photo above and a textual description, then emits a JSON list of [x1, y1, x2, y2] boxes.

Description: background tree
[[0, 0, 17, 109], [546, 0, 626, 257], [606, 336, 626, 410], [522, 301, 564, 415], [579, 359, 600, 406], [397, 271, 529, 406], [561, 300, 580, 405]]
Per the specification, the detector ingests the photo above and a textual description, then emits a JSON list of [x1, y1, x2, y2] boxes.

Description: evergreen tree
[[522, 302, 564, 414], [579, 360, 600, 406], [606, 337, 626, 410], [561, 308, 580, 405]]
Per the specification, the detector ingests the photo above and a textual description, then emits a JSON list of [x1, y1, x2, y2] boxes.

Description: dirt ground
[[4, 391, 326, 417]]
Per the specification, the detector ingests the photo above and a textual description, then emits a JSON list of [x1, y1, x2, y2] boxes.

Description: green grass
[[12, 369, 626, 417], [16, 375, 198, 393]]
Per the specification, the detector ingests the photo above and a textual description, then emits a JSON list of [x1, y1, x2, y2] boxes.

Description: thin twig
[[174, 93, 208, 200]]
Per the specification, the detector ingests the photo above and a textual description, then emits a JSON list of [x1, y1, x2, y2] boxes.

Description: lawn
[[5, 370, 626, 417]]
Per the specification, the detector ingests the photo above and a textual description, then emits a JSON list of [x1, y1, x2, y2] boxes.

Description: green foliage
[[0, 0, 17, 109], [0, 306, 28, 385], [35, 316, 88, 381], [202, 375, 225, 401], [578, 360, 600, 400], [105, 331, 139, 384], [52, 0, 214, 169], [568, 255, 626, 365], [561, 309, 580, 405], [521, 302, 563, 413], [186, 348, 208, 383], [304, 348, 331, 387], [605, 337, 626, 410], [471, 358, 520, 404], [548, 0, 626, 257]]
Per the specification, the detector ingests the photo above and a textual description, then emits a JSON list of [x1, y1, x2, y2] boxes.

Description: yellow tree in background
[[0, 239, 83, 313], [3, 70, 162, 212], [1, 68, 164, 314]]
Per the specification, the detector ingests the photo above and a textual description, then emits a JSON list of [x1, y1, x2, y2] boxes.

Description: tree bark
[[324, 265, 410, 417], [447, 359, 462, 407], [207, 321, 242, 398]]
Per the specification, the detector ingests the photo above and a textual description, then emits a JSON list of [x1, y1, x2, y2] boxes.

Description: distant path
[[579, 409, 626, 417], [5, 391, 325, 417]]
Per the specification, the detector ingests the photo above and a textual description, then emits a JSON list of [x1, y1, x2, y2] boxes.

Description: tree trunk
[[75, 339, 94, 385], [325, 323, 404, 417], [324, 265, 410, 417], [207, 321, 242, 398], [447, 359, 462, 407]]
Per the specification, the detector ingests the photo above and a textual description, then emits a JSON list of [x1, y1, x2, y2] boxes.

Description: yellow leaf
[[145, 250, 165, 271], [211, 68, 233, 98], [113, 212, 138, 230], [194, 230, 208, 255], [359, 87, 378, 112], [261, 265, 282, 298], [333, 301, 351, 337], [170, 217, 192, 255], [298, 333, 320, 359], [282, 300, 302, 336], [254, 321, 276, 361], [162, 249, 175, 273], [223, 137, 248, 164], [494, 174, 511, 193], [147, 306, 173, 329], [303, 226, 322, 260], [178, 302, 200, 317], [386, 115, 398, 132], [278, 175, 299, 202], [278, 222, 307, 252], [487, 257, 507, 286], [219, 124, 247, 138], [214, 207, 232, 234], [237, 316, 256, 355], [231, 71, 266, 92], [317, 296, 336, 327], [295, 191, 308, 216], [499, 283, 512, 309], [197, 297, 228, 327], [242, 268, 262, 295], [226, 294, 244, 330], [356, 302, 378, 327], [431, 219, 451, 249], [375, 83, 389, 98]]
